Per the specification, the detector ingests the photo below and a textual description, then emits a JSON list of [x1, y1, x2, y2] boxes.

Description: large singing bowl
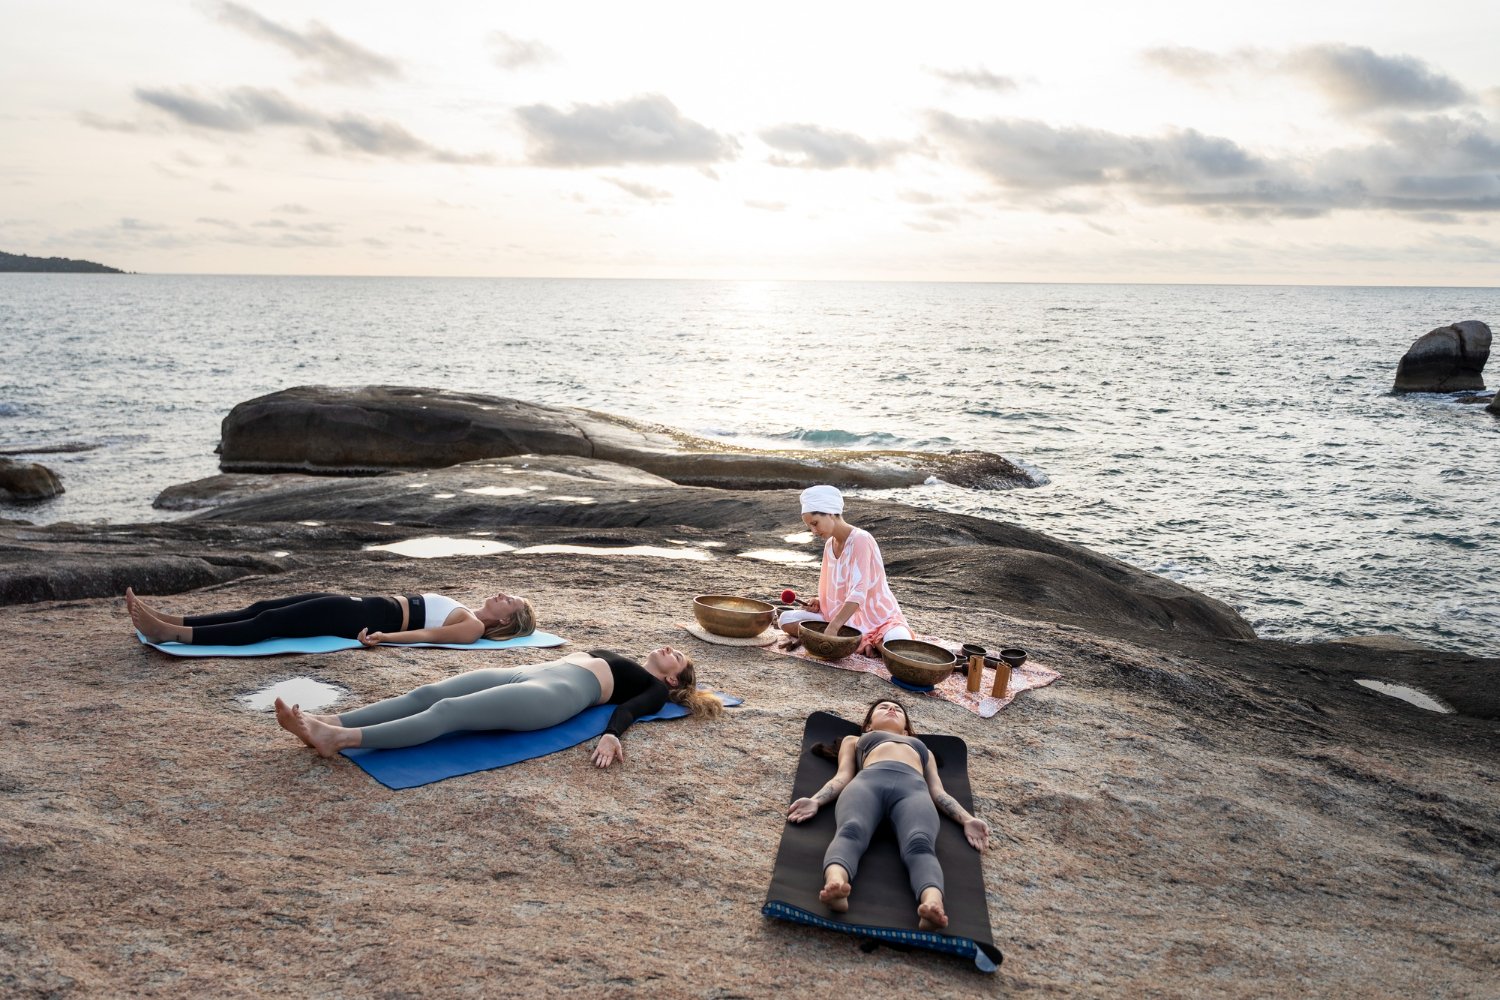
[[692, 595, 776, 638], [880, 639, 957, 686], [797, 620, 862, 659]]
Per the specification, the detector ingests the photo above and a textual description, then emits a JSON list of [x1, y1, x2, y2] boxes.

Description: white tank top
[[421, 593, 463, 629]]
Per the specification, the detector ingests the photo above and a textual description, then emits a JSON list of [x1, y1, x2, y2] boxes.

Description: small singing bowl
[[999, 647, 1028, 668], [880, 639, 958, 686], [692, 595, 776, 638], [798, 620, 862, 659]]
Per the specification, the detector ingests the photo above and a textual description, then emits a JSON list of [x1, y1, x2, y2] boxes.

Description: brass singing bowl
[[692, 595, 776, 638], [880, 639, 957, 686], [797, 620, 862, 659]]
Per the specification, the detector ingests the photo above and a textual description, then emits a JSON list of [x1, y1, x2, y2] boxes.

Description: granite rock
[[1393, 320, 1490, 392]]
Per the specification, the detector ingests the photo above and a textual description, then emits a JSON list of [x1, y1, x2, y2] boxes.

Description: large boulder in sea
[[217, 385, 1039, 490], [1393, 320, 1490, 392], [0, 457, 63, 501]]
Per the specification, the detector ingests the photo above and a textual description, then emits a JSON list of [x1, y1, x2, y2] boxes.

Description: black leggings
[[184, 593, 404, 646]]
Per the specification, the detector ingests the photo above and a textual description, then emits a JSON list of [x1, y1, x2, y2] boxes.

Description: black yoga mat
[[762, 711, 1003, 973]]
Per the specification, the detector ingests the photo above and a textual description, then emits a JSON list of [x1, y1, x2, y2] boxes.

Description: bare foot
[[820, 872, 852, 913], [274, 697, 318, 748], [274, 698, 355, 758], [129, 596, 186, 643], [917, 889, 948, 931], [126, 587, 183, 626]]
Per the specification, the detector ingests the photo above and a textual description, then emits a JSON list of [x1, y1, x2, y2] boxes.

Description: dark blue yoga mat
[[137, 630, 567, 658], [343, 692, 743, 789]]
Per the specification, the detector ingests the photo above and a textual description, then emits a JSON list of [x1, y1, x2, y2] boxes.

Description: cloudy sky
[[3, 0, 1499, 283]]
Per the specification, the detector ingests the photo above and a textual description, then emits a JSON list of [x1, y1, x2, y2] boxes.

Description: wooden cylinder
[[966, 655, 985, 692], [990, 659, 1011, 698]]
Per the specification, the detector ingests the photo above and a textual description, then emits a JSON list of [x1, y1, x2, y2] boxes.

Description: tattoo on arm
[[936, 793, 967, 823], [812, 777, 846, 806]]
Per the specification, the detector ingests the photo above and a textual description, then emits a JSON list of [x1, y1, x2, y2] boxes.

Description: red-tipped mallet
[[781, 589, 808, 607]]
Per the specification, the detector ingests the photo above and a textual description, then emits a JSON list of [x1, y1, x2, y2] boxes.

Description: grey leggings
[[337, 660, 602, 750], [824, 761, 944, 900]]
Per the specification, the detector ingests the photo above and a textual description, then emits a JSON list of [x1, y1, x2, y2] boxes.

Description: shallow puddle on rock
[[463, 486, 529, 497], [366, 536, 518, 558], [1355, 678, 1454, 713], [270, 550, 290, 558], [432, 492, 456, 499], [240, 677, 345, 713], [297, 520, 323, 527], [738, 548, 818, 564], [549, 495, 597, 504], [514, 543, 711, 561], [783, 531, 816, 544]]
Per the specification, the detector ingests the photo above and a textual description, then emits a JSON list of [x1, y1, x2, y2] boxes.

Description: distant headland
[[0, 250, 125, 274]]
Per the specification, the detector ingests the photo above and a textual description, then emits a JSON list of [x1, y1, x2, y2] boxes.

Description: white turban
[[800, 484, 844, 515]]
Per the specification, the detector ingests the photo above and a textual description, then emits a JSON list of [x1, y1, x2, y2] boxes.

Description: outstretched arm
[[358, 617, 486, 647], [788, 736, 858, 822], [925, 754, 990, 850]]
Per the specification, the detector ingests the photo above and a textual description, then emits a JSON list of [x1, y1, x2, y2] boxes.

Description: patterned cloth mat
[[678, 622, 781, 647], [766, 639, 1060, 718]]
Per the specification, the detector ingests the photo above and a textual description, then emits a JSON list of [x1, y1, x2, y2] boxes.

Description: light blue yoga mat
[[136, 630, 567, 658], [343, 692, 743, 789]]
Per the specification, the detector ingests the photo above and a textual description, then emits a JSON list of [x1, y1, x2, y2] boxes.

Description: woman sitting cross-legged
[[275, 646, 721, 767], [786, 697, 989, 930], [126, 587, 536, 647]]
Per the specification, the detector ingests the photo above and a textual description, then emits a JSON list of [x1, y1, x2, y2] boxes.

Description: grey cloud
[[1140, 46, 1253, 80], [134, 86, 490, 164], [135, 86, 319, 131], [929, 67, 1018, 93], [211, 2, 400, 84], [929, 113, 1262, 190], [76, 112, 147, 133], [760, 123, 904, 169], [489, 31, 558, 70], [1143, 42, 1472, 115], [514, 94, 738, 167], [1285, 44, 1470, 114], [275, 203, 312, 214], [603, 177, 672, 201], [929, 108, 1500, 218]]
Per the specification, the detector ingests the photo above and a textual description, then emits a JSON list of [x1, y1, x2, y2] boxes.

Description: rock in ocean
[[0, 457, 63, 501], [1393, 320, 1490, 392]]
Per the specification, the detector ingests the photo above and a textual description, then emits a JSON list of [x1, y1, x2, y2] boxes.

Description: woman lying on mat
[[126, 587, 537, 647], [777, 484, 913, 655], [274, 646, 722, 766], [787, 697, 989, 930]]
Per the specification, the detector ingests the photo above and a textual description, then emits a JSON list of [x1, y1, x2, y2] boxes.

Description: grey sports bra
[[856, 730, 931, 769]]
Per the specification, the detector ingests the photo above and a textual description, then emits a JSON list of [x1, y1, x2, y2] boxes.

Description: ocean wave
[[759, 428, 909, 448]]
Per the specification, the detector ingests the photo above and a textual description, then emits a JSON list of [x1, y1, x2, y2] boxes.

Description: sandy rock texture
[[217, 385, 1039, 490], [2, 459, 1496, 998]]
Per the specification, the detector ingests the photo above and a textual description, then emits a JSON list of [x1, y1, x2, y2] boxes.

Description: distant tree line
[[0, 251, 125, 273]]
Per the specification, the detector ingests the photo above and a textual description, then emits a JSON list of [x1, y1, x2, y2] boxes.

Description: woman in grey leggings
[[786, 698, 990, 931], [274, 646, 721, 768]]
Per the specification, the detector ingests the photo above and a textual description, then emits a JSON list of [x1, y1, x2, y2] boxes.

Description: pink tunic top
[[818, 527, 908, 644]]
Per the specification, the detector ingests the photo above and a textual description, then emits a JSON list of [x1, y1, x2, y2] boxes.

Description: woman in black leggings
[[786, 698, 990, 931], [125, 586, 536, 647]]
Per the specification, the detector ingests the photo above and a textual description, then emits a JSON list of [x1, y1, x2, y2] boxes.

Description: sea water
[[2, 275, 1496, 654]]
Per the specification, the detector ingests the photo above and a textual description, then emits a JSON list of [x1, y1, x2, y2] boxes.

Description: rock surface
[[1393, 320, 1491, 392], [218, 385, 1040, 490], [0, 457, 63, 501], [1, 457, 1495, 997]]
